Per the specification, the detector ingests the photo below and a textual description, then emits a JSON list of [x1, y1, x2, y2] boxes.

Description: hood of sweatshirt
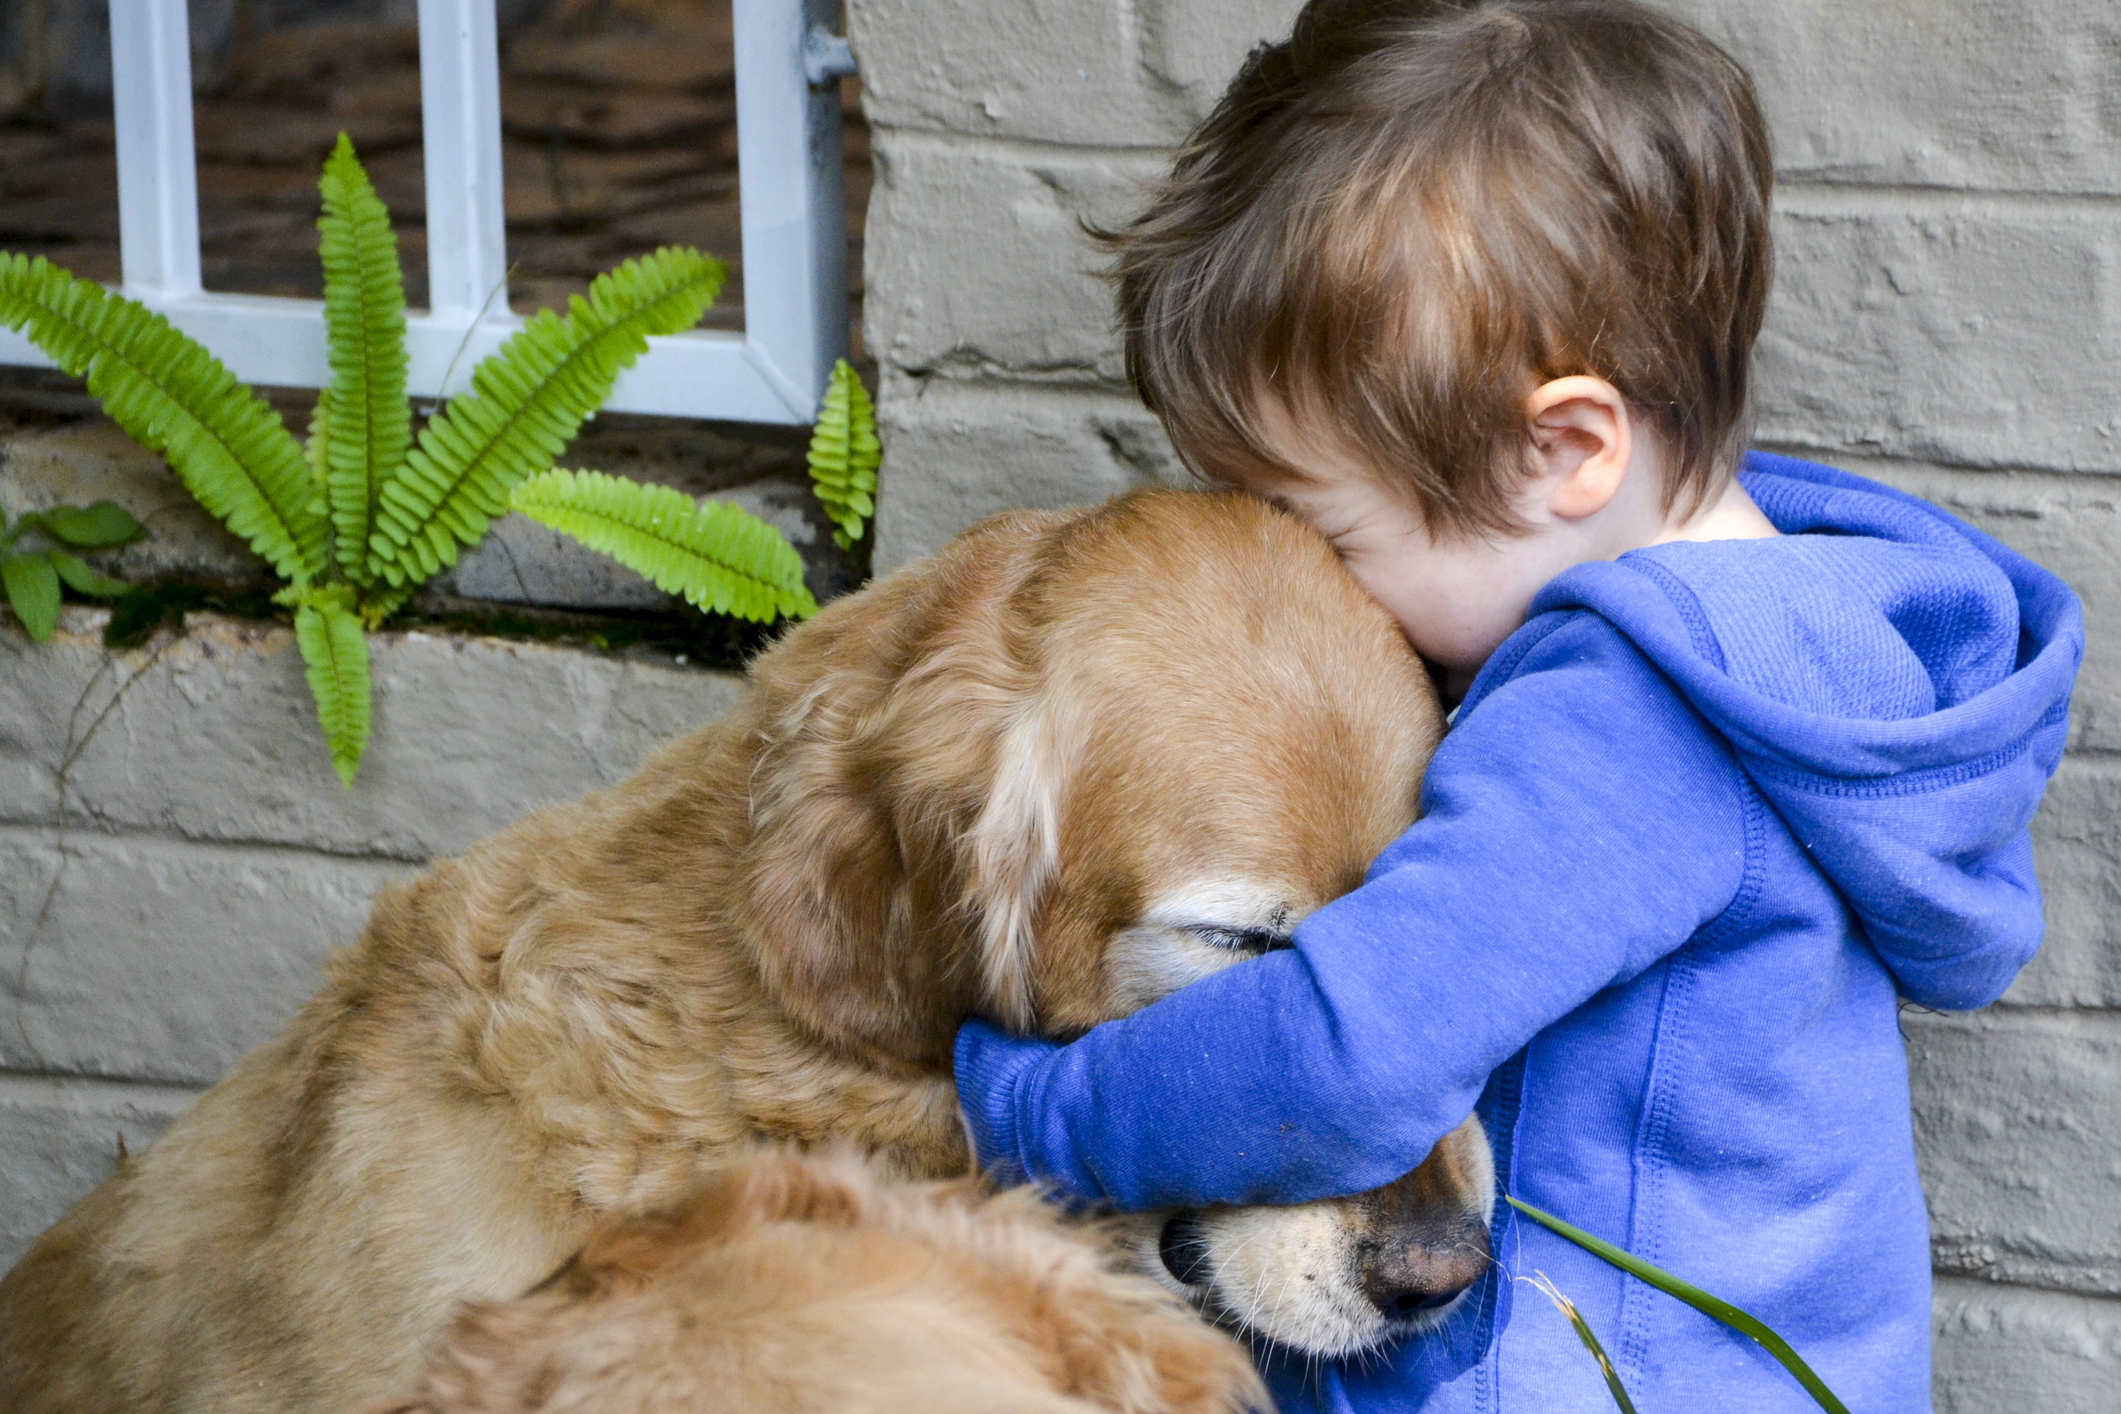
[[1525, 453, 2083, 1009]]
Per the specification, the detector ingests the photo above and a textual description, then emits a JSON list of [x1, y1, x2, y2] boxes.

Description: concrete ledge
[[1934, 1278, 2121, 1414], [1908, 1008, 2121, 1298], [0, 610, 746, 859], [0, 826, 418, 1085], [0, 1072, 200, 1277]]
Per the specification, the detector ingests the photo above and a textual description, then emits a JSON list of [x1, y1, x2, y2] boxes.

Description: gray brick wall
[[848, 0, 2121, 1404]]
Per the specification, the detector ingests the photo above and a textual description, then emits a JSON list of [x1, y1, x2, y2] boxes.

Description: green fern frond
[[807, 358, 879, 551], [292, 585, 371, 786], [0, 253, 327, 585], [366, 246, 726, 589], [305, 389, 332, 497], [511, 469, 815, 623], [318, 134, 410, 585]]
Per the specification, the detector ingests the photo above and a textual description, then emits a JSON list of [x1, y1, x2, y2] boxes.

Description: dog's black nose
[[1158, 1212, 1215, 1288], [1376, 1286, 1466, 1320], [1360, 1221, 1489, 1321]]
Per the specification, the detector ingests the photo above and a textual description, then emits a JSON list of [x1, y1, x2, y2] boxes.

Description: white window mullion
[[730, 0, 848, 417], [111, 0, 203, 301], [415, 0, 510, 373]]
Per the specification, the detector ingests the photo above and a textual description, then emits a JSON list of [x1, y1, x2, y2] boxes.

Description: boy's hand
[[953, 1017, 1060, 1188]]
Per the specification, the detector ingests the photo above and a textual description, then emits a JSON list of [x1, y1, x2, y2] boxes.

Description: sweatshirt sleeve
[[954, 612, 1755, 1210]]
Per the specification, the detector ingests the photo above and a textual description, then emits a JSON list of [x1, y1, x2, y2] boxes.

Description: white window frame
[[0, 0, 852, 424]]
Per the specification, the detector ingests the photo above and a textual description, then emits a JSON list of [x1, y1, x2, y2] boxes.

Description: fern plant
[[0, 133, 758, 784]]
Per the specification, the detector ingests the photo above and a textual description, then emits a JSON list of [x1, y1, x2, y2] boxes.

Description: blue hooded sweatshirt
[[954, 455, 2083, 1413]]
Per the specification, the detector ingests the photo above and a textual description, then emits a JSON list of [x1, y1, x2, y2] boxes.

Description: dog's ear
[[735, 512, 1067, 1066], [962, 699, 1071, 1033]]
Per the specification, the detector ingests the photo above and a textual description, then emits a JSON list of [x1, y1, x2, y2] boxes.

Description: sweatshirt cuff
[[953, 1017, 1058, 1187]]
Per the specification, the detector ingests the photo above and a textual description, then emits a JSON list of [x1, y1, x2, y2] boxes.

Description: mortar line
[[1901, 1002, 2121, 1025], [1775, 180, 2121, 219], [0, 818, 434, 868], [868, 123, 1179, 163], [0, 1068, 207, 1104], [1753, 443, 2121, 484], [1930, 1273, 2121, 1307]]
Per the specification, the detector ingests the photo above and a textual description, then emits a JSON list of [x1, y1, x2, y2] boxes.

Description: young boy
[[951, 2, 2084, 1411]]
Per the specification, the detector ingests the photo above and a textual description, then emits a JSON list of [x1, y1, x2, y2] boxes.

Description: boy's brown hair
[[1100, 0, 1774, 535]]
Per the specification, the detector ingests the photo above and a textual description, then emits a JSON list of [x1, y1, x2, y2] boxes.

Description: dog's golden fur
[[0, 489, 1469, 1413], [373, 1148, 1264, 1414]]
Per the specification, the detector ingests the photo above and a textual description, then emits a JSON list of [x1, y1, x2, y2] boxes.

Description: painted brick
[[0, 610, 745, 860], [1934, 1278, 2121, 1414], [0, 1073, 199, 1278], [1907, 1008, 2121, 1299], [865, 136, 1162, 385], [872, 380, 1185, 571], [1758, 192, 2121, 475], [2009, 759, 2121, 1011], [1658, 0, 2121, 196], [850, 0, 1301, 150], [0, 828, 416, 1085]]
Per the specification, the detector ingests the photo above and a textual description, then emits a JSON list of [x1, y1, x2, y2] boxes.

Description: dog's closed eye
[[1187, 926, 1290, 954]]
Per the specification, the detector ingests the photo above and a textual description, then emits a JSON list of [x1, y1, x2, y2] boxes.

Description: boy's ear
[[1525, 376, 1632, 521]]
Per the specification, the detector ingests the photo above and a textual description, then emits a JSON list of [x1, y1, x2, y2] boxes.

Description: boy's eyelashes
[[1187, 925, 1293, 953]]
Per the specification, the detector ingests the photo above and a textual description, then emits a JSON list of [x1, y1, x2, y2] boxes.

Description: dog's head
[[737, 488, 1493, 1357]]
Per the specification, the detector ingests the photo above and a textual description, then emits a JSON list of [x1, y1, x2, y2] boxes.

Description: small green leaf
[[49, 550, 130, 598], [807, 358, 879, 551], [293, 589, 371, 787], [35, 499, 146, 548], [3, 550, 62, 641], [1507, 1197, 1852, 1414]]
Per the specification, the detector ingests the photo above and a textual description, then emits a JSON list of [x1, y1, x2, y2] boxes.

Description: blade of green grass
[[1522, 1271, 1638, 1413], [1507, 1197, 1851, 1414]]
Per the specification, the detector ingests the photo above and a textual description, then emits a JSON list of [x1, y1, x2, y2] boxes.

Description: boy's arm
[[954, 613, 1753, 1210]]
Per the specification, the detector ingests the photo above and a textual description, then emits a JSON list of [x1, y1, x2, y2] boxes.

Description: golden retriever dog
[[0, 489, 1492, 1413], [372, 1148, 1263, 1414]]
